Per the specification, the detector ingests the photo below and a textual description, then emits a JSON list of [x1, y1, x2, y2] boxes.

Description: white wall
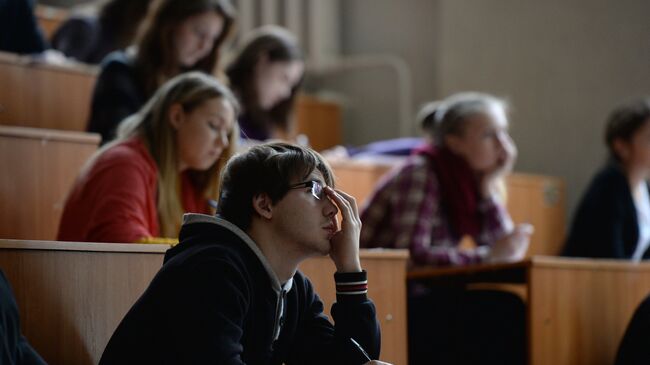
[[307, 0, 440, 144], [333, 0, 650, 221]]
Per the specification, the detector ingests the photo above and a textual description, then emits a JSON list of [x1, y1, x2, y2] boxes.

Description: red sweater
[[57, 137, 210, 243]]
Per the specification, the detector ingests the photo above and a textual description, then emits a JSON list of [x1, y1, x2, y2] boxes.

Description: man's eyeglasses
[[287, 180, 324, 200]]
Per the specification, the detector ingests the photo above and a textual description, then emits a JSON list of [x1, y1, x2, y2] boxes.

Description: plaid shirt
[[360, 155, 513, 267]]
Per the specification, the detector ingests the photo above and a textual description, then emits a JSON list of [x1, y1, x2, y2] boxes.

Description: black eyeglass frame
[[287, 180, 324, 200]]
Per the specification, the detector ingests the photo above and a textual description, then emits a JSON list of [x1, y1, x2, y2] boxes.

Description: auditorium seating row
[[1, 43, 638, 365]]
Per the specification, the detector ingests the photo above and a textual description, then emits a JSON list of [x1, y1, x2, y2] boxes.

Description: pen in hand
[[350, 337, 372, 362]]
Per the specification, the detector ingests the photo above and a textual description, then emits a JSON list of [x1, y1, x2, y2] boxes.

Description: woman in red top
[[58, 72, 239, 243]]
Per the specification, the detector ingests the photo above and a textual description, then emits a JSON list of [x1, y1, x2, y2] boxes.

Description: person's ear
[[255, 53, 270, 74], [444, 134, 464, 155], [168, 103, 184, 130], [252, 193, 273, 220], [612, 138, 631, 162]]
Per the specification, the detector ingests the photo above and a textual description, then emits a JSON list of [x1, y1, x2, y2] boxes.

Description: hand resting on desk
[[488, 223, 533, 263]]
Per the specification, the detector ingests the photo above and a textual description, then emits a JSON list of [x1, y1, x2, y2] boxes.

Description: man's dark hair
[[217, 142, 334, 231], [605, 97, 650, 161]]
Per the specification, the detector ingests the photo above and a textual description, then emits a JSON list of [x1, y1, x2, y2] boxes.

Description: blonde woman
[[360, 92, 531, 365], [58, 72, 239, 243], [361, 92, 531, 266]]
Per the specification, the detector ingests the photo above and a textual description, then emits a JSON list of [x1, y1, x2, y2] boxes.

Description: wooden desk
[[0, 240, 408, 365], [408, 256, 650, 365], [327, 156, 396, 205], [507, 174, 566, 256], [295, 94, 342, 151], [0, 51, 98, 131], [0, 126, 100, 240], [328, 157, 566, 256]]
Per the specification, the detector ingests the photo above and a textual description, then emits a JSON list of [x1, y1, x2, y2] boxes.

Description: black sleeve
[[615, 294, 650, 365], [287, 271, 381, 365], [87, 57, 143, 143], [564, 171, 632, 259], [0, 270, 47, 365]]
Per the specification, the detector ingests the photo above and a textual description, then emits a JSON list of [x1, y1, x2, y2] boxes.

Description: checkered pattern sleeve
[[361, 156, 494, 267], [474, 194, 514, 247]]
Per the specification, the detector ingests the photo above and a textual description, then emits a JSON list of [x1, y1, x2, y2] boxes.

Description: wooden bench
[[0, 239, 408, 365], [328, 157, 566, 256], [0, 51, 98, 131], [408, 256, 650, 365], [294, 94, 342, 151], [0, 53, 339, 150], [0, 126, 100, 240]]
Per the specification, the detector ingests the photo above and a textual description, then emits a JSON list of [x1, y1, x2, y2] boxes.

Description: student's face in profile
[[271, 170, 338, 256], [618, 119, 650, 176], [254, 57, 304, 110], [446, 107, 513, 173], [173, 11, 224, 68], [170, 97, 235, 171]]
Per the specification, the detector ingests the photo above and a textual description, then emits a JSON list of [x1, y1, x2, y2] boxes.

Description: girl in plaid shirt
[[360, 93, 532, 365], [360, 92, 532, 267]]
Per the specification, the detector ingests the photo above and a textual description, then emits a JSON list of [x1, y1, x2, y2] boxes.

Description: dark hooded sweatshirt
[[99, 214, 380, 364]]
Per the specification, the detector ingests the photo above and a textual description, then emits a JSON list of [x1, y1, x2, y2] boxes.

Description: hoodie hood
[[168, 213, 293, 294]]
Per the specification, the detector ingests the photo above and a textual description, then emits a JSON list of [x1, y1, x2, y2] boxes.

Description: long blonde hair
[[115, 71, 239, 237]]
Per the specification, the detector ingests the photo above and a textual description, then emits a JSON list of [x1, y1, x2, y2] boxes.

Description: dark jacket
[[0, 0, 47, 54], [615, 293, 650, 365], [99, 214, 381, 365], [563, 163, 650, 259], [87, 51, 145, 144], [0, 270, 47, 365]]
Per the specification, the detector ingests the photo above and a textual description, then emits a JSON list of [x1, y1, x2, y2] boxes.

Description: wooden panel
[[295, 94, 342, 151], [327, 157, 395, 207], [0, 240, 406, 365], [0, 126, 100, 240], [506, 173, 566, 256], [528, 257, 650, 365], [0, 51, 98, 131], [300, 249, 409, 365], [0, 240, 167, 365]]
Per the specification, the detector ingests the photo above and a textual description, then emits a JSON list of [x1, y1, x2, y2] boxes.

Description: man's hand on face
[[324, 187, 363, 273]]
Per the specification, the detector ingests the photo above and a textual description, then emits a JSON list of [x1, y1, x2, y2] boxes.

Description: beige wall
[[333, 0, 650, 222]]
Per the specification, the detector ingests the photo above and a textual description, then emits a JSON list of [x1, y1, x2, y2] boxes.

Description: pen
[[350, 337, 372, 362]]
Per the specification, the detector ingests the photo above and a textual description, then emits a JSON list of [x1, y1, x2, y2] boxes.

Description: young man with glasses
[[100, 142, 391, 365]]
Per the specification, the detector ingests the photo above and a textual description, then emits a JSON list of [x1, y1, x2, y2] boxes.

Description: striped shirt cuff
[[334, 270, 368, 302]]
